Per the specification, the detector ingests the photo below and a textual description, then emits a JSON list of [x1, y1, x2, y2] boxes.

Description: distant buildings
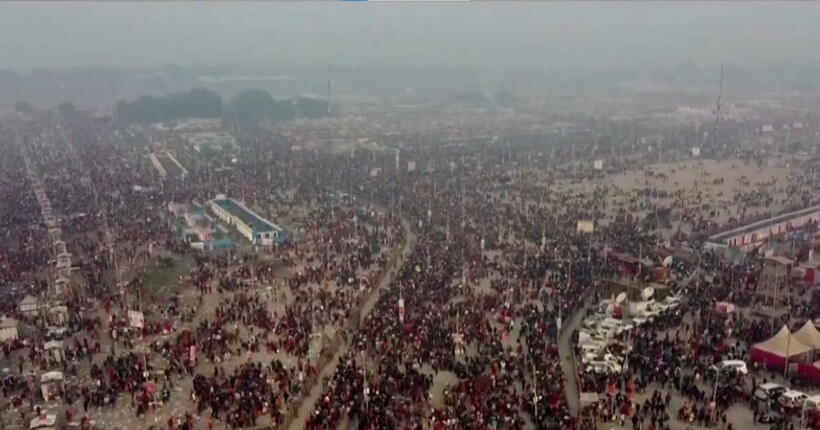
[[209, 195, 287, 246]]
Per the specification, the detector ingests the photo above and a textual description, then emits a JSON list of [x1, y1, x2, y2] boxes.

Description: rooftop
[[212, 198, 283, 232], [708, 204, 820, 243]]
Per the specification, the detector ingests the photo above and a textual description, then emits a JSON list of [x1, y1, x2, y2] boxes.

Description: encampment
[[750, 325, 812, 370]]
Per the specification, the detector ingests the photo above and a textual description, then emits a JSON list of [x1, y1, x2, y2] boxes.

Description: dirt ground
[[542, 158, 811, 239]]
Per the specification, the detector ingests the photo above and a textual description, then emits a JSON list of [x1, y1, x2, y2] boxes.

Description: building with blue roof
[[208, 195, 287, 245], [704, 203, 820, 251], [167, 202, 232, 251]]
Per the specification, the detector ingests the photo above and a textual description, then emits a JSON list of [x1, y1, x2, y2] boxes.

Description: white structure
[[0, 318, 19, 342], [705, 204, 820, 251], [19, 295, 40, 317], [209, 195, 287, 245]]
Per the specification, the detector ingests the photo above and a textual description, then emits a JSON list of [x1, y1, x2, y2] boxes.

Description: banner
[[407, 161, 416, 172], [398, 298, 405, 323], [593, 160, 603, 170], [128, 310, 144, 329], [691, 147, 701, 157], [576, 220, 594, 234]]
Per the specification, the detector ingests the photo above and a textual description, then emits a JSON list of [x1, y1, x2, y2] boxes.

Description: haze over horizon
[[2, 2, 820, 72]]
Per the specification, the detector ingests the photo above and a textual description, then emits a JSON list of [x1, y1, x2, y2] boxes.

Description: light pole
[[801, 399, 808, 430], [710, 371, 720, 424]]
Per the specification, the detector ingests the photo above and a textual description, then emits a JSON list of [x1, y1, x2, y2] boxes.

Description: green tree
[[296, 97, 329, 119], [229, 90, 301, 122], [56, 101, 79, 119], [14, 101, 34, 114], [493, 90, 516, 107], [115, 88, 222, 124], [450, 90, 488, 107]]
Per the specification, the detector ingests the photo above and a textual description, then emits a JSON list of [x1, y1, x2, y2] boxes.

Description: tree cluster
[[449, 90, 489, 107], [115, 88, 222, 124], [227, 89, 329, 122]]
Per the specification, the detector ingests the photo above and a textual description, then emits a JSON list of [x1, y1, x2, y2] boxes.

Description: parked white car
[[579, 327, 610, 345], [779, 390, 808, 409], [709, 359, 748, 376], [585, 353, 624, 374]]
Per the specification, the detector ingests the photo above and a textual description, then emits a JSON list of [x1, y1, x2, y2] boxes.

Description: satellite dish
[[662, 256, 673, 267], [615, 292, 627, 305], [642, 287, 655, 300]]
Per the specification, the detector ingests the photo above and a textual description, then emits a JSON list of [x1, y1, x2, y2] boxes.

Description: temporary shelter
[[0, 318, 19, 342], [798, 361, 820, 381], [39, 371, 64, 402], [793, 321, 820, 350], [43, 341, 64, 363], [19, 296, 40, 317], [750, 325, 813, 369]]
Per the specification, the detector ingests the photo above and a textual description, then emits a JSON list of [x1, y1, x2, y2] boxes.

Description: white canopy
[[793, 321, 820, 350], [40, 371, 63, 383], [43, 340, 63, 350], [29, 414, 57, 429], [753, 325, 813, 358]]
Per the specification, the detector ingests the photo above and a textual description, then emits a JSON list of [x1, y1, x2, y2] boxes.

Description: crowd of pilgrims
[[288, 134, 676, 429], [574, 242, 820, 430], [4, 116, 820, 430], [0, 120, 413, 428], [0, 120, 691, 429]]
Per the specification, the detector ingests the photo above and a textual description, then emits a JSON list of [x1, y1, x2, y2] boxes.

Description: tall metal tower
[[327, 78, 332, 116], [326, 62, 332, 116], [713, 62, 724, 150]]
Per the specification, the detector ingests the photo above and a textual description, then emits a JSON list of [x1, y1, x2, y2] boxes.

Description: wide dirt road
[[288, 219, 417, 429]]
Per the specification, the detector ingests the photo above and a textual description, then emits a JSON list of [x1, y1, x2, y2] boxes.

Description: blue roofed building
[[168, 202, 233, 251], [208, 195, 288, 245]]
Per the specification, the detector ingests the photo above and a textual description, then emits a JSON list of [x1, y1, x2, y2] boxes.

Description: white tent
[[793, 321, 820, 350], [752, 325, 813, 358]]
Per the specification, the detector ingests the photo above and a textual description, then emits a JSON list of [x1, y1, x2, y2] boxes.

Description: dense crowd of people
[[1, 110, 819, 430]]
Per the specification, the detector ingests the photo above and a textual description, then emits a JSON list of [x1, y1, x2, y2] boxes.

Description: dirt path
[[558, 303, 588, 417], [287, 220, 417, 430]]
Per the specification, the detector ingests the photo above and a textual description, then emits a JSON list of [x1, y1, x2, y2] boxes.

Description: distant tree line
[[447, 89, 517, 108], [225, 89, 329, 123], [115, 88, 223, 124], [14, 101, 34, 115], [113, 87, 329, 125]]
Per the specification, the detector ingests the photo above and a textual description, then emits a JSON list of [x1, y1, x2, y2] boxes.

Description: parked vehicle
[[709, 359, 748, 376], [754, 382, 788, 407], [779, 390, 808, 409]]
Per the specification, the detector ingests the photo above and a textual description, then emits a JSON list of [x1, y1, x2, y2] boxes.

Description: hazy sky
[[1, 2, 819, 71]]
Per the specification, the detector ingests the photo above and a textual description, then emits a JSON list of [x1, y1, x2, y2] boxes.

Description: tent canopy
[[752, 325, 813, 358], [793, 321, 820, 349]]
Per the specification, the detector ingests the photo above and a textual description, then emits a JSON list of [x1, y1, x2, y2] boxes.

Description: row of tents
[[750, 321, 820, 379]]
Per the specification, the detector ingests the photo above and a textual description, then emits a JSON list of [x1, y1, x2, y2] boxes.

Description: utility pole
[[713, 61, 724, 151]]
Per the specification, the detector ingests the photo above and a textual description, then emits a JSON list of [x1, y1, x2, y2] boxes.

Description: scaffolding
[[754, 256, 793, 325]]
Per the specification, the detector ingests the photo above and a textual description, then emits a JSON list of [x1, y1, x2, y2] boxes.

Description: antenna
[[327, 78, 332, 116], [326, 62, 332, 116], [713, 61, 724, 150]]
